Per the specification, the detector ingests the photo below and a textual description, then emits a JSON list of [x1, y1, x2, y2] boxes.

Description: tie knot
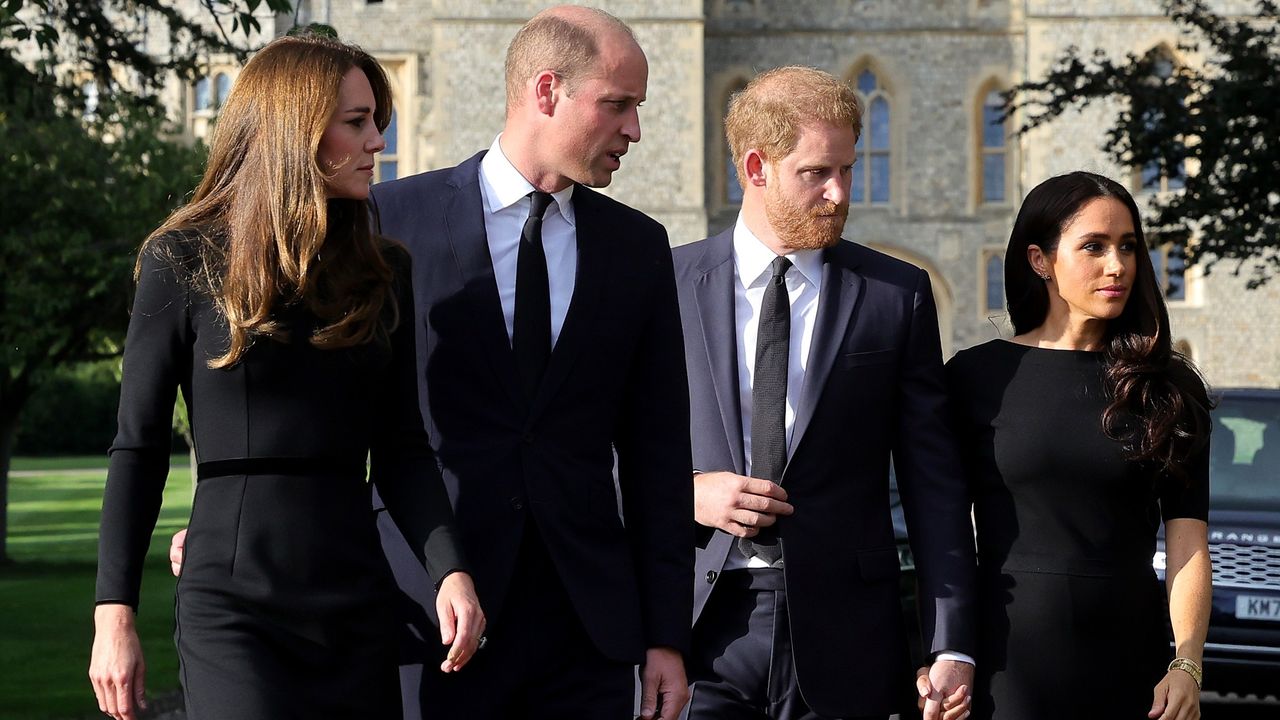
[[528, 191, 554, 220], [770, 256, 792, 280]]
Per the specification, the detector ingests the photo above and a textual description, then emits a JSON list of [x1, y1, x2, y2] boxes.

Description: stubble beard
[[764, 185, 848, 251]]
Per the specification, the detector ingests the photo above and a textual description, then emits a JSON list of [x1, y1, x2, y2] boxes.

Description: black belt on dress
[[196, 456, 367, 481]]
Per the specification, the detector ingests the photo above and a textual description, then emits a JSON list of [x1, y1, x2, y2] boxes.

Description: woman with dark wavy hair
[[945, 171, 1212, 719], [89, 34, 483, 720]]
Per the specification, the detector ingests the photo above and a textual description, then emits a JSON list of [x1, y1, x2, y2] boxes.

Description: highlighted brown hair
[[144, 33, 395, 368], [724, 66, 863, 189]]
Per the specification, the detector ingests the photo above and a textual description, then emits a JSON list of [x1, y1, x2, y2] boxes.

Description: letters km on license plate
[[1235, 595, 1280, 621]]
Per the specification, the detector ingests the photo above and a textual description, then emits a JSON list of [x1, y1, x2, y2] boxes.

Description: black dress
[[95, 233, 465, 719], [945, 340, 1208, 720]]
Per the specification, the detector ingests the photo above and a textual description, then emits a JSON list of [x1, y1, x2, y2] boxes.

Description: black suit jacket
[[674, 229, 976, 718], [368, 152, 693, 664]]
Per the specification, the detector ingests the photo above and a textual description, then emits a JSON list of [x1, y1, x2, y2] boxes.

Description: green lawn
[[1, 462, 194, 720]]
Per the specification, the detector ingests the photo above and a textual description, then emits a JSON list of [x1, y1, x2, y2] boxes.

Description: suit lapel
[[790, 241, 863, 457], [694, 230, 746, 475], [528, 186, 607, 418], [442, 159, 525, 411]]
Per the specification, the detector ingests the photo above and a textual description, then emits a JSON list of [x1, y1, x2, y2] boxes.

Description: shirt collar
[[479, 134, 576, 226], [731, 214, 823, 290]]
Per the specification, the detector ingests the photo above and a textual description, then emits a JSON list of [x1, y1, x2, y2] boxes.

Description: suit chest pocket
[[839, 348, 898, 369]]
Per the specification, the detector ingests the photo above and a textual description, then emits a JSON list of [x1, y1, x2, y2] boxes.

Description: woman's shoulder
[[947, 339, 1014, 373], [140, 227, 214, 271]]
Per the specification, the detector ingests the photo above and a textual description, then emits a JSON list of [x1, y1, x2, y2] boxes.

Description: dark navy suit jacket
[[368, 152, 694, 667], [673, 228, 976, 718]]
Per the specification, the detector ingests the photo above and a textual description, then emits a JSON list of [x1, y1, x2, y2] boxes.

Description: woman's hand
[[1148, 667, 1200, 720], [915, 665, 972, 720], [89, 604, 147, 720], [435, 571, 485, 673]]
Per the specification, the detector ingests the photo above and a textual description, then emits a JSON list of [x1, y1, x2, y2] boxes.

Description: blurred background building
[[157, 0, 1279, 387]]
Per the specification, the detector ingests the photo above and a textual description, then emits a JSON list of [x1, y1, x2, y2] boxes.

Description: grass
[[1, 461, 194, 720]]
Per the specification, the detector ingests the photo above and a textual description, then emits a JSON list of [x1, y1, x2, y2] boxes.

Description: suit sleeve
[[96, 239, 190, 609], [369, 252, 468, 583], [893, 268, 977, 658], [614, 228, 695, 655]]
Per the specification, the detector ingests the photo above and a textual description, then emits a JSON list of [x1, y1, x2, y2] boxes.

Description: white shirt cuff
[[934, 651, 975, 666]]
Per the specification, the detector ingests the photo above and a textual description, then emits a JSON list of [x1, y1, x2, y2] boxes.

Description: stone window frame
[[1130, 42, 1188, 196], [189, 55, 238, 141], [718, 76, 750, 209], [978, 245, 1007, 321], [973, 77, 1015, 209], [1147, 235, 1200, 307], [846, 57, 897, 209], [709, 71, 752, 216], [376, 53, 418, 182]]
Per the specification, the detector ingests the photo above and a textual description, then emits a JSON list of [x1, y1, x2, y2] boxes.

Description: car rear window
[[1211, 393, 1280, 511]]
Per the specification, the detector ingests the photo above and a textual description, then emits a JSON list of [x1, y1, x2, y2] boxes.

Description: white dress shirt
[[720, 216, 978, 666], [725, 216, 823, 571], [479, 135, 577, 346]]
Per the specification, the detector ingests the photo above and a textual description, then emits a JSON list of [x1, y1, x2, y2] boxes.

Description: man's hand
[[916, 660, 973, 720], [639, 646, 689, 720], [435, 572, 485, 673], [169, 528, 186, 577], [693, 471, 794, 537]]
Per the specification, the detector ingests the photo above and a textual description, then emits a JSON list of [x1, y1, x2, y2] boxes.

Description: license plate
[[1235, 595, 1280, 621]]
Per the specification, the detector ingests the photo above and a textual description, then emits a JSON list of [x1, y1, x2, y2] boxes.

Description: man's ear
[[533, 70, 559, 116], [744, 149, 769, 188]]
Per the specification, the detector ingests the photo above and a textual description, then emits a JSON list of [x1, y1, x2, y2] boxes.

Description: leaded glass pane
[[857, 70, 877, 94], [195, 78, 211, 111], [383, 109, 398, 154], [986, 255, 1004, 311], [726, 150, 743, 204], [215, 74, 231, 107], [870, 98, 890, 150], [870, 154, 890, 203], [1167, 246, 1186, 299], [983, 153, 1005, 203], [983, 92, 1005, 148]]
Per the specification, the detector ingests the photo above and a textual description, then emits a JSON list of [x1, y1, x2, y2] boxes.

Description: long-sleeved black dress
[[946, 340, 1208, 720], [95, 232, 465, 719]]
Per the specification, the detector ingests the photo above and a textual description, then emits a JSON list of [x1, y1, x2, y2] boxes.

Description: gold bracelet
[[1167, 657, 1203, 690]]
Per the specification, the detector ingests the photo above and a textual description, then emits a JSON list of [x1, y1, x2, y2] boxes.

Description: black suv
[[1156, 387, 1280, 696]]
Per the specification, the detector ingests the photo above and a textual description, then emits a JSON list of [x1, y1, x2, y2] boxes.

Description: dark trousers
[[407, 520, 634, 720], [684, 569, 885, 720]]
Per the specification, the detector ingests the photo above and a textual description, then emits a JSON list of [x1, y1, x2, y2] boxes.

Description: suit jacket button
[[510, 496, 524, 511], [706, 570, 718, 584], [522, 433, 534, 445]]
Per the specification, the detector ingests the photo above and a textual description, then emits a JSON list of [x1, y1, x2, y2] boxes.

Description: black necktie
[[739, 255, 792, 565], [513, 191, 554, 402]]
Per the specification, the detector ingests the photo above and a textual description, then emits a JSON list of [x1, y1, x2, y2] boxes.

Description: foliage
[[1009, 0, 1280, 286], [13, 360, 121, 455], [0, 0, 294, 561]]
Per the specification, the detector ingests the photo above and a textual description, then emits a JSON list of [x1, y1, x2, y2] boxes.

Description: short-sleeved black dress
[[95, 233, 465, 719], [946, 340, 1208, 719]]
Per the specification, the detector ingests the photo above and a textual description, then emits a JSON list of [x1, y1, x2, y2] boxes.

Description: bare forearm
[[1166, 519, 1211, 664]]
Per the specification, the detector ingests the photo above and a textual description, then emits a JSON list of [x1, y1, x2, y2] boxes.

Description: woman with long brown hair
[[945, 171, 1212, 719], [89, 34, 483, 720]]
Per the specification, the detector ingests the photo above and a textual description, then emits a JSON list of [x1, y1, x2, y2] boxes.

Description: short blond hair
[[504, 7, 636, 111], [725, 66, 863, 188]]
